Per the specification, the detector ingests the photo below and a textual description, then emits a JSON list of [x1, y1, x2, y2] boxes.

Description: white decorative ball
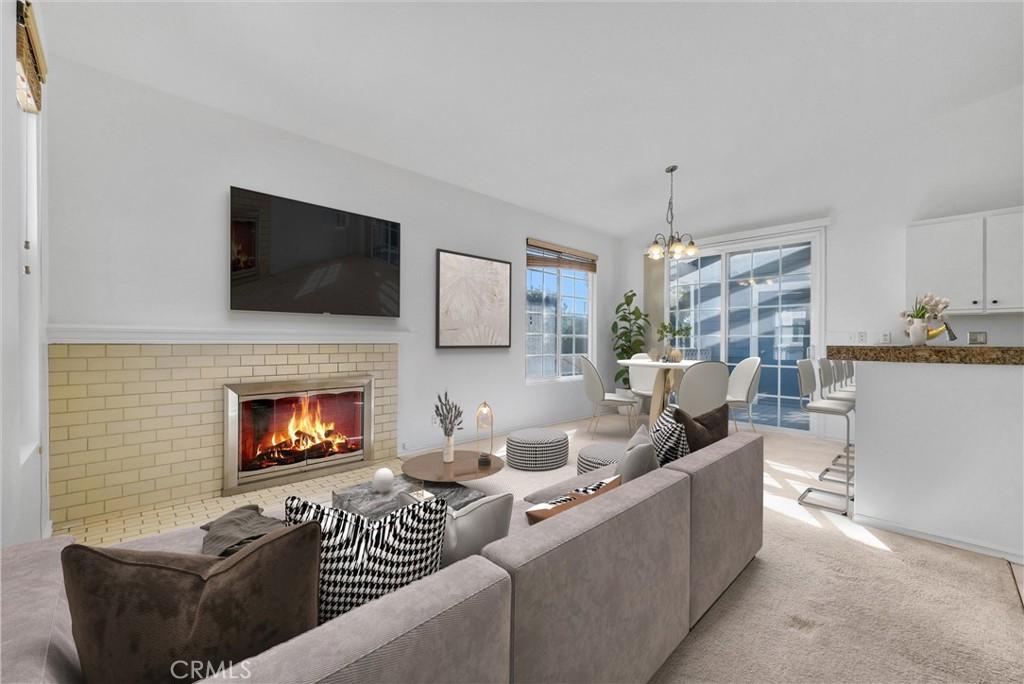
[[372, 467, 394, 494]]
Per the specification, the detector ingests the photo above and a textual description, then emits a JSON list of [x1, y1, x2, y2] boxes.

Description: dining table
[[616, 357, 699, 427]]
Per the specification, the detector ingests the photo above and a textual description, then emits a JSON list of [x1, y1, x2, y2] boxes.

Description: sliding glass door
[[667, 234, 819, 431]]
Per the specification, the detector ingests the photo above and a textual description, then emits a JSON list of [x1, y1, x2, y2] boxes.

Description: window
[[667, 236, 817, 431], [525, 240, 596, 380]]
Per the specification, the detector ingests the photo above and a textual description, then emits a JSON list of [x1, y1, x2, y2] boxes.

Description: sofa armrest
[[522, 463, 619, 504], [200, 555, 511, 684], [664, 432, 763, 626]]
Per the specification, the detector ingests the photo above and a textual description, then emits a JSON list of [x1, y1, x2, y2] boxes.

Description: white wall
[[623, 85, 1024, 348], [47, 58, 624, 456], [1, 3, 48, 545]]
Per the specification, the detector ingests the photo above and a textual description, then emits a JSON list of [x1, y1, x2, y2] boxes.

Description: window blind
[[16, 1, 47, 114], [525, 238, 598, 273]]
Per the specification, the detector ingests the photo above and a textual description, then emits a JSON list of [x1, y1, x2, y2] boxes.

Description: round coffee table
[[401, 450, 505, 483]]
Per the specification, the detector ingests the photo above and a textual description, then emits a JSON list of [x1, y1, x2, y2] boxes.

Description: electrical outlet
[[968, 331, 988, 345], [430, 415, 438, 426], [879, 332, 892, 344], [857, 331, 867, 344]]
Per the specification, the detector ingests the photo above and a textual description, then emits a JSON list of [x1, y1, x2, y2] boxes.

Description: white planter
[[616, 388, 637, 415], [442, 434, 455, 463]]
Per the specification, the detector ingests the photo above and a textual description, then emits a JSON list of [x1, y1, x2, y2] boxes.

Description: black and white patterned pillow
[[573, 476, 618, 496], [284, 496, 447, 623], [650, 407, 690, 466]]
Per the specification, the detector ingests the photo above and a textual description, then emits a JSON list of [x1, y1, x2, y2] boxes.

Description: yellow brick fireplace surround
[[46, 343, 398, 535]]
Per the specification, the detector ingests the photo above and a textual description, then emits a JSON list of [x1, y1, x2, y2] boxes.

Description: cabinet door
[[985, 210, 1024, 311], [906, 217, 984, 313]]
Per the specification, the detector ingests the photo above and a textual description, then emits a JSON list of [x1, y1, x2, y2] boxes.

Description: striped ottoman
[[505, 429, 569, 471], [577, 443, 625, 475]]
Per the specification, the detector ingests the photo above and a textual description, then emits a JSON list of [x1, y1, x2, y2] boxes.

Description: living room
[[2, 2, 1022, 683]]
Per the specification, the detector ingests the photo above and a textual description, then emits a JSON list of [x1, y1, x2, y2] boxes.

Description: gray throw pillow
[[625, 424, 652, 452], [615, 442, 659, 482], [399, 491, 514, 566]]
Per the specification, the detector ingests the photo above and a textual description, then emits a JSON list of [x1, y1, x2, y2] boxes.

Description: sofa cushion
[[1, 536, 81, 684], [676, 403, 730, 452], [651, 406, 690, 465], [625, 424, 652, 452], [525, 475, 621, 525], [616, 442, 659, 482], [398, 491, 514, 567], [200, 504, 284, 557], [284, 496, 447, 623], [61, 522, 321, 684]]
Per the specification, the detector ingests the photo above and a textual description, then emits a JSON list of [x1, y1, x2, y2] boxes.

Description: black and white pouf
[[576, 443, 624, 475], [505, 428, 569, 471]]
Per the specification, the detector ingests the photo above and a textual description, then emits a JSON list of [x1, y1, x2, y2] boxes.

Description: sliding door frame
[[664, 218, 829, 437]]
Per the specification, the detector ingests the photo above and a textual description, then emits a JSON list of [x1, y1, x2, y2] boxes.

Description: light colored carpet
[[475, 414, 1024, 682]]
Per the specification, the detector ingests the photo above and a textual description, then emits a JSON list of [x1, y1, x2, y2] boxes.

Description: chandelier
[[646, 164, 698, 260]]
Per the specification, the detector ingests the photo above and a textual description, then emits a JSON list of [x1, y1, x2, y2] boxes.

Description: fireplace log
[[303, 442, 332, 460]]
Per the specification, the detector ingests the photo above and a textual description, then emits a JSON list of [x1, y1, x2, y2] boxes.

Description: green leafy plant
[[611, 290, 650, 387], [656, 321, 692, 344]]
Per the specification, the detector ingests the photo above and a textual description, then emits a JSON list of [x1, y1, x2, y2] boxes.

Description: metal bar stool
[[796, 359, 854, 516], [817, 359, 856, 484]]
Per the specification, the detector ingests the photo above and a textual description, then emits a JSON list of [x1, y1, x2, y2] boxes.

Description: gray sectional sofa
[[0, 432, 763, 684]]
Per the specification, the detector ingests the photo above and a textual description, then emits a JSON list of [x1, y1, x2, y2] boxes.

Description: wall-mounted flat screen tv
[[230, 187, 400, 317]]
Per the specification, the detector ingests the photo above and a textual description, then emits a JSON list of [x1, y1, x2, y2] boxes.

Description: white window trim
[[524, 269, 596, 384], [663, 218, 829, 436]]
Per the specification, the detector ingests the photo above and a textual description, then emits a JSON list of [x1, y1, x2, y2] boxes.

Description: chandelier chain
[[665, 169, 674, 233]]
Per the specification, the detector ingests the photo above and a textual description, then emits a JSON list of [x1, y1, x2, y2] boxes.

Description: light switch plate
[[968, 331, 988, 345]]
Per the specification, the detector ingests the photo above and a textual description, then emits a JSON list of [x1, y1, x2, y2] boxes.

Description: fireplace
[[223, 376, 374, 494]]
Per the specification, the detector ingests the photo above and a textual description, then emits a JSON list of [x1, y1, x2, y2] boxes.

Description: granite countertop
[[827, 345, 1024, 365]]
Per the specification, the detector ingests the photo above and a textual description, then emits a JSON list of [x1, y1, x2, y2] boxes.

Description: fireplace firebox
[[224, 376, 373, 494]]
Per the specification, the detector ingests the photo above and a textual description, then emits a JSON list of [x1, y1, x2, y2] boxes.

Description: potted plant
[[611, 290, 650, 388], [434, 392, 463, 463], [656, 322, 692, 360], [900, 293, 950, 346]]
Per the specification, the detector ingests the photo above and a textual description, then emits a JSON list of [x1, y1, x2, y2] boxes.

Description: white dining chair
[[627, 352, 657, 415], [674, 360, 729, 418], [580, 356, 637, 434], [726, 357, 762, 432]]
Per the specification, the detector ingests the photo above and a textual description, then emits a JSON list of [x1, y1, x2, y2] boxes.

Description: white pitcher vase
[[908, 318, 929, 346], [442, 434, 455, 463]]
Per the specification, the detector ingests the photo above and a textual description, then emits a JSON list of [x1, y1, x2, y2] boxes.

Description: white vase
[[442, 435, 455, 463], [908, 319, 929, 346]]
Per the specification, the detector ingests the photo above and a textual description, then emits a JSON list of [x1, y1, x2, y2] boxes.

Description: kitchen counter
[[842, 357, 1023, 563], [828, 345, 1023, 365]]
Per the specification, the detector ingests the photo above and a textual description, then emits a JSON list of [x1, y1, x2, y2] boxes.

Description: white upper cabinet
[[907, 208, 1024, 314], [907, 217, 984, 313], [985, 210, 1024, 312]]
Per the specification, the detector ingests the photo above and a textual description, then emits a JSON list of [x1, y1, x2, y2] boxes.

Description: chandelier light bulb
[[648, 241, 665, 260]]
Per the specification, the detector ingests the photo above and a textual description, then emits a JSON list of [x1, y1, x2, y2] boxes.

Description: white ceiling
[[40, 2, 1023, 237]]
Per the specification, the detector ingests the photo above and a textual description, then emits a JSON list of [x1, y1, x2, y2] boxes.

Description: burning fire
[[256, 396, 348, 459]]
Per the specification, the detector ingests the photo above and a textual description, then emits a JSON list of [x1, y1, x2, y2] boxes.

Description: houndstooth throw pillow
[[284, 496, 447, 623], [650, 407, 690, 466]]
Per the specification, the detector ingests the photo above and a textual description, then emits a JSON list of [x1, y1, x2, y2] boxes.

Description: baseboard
[[853, 512, 1024, 564]]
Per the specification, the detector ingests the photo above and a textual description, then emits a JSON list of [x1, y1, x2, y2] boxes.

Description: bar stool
[[843, 360, 856, 388], [796, 359, 853, 516], [816, 359, 856, 484]]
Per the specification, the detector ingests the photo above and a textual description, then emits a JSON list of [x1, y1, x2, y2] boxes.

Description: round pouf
[[577, 443, 625, 475], [505, 428, 569, 471]]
